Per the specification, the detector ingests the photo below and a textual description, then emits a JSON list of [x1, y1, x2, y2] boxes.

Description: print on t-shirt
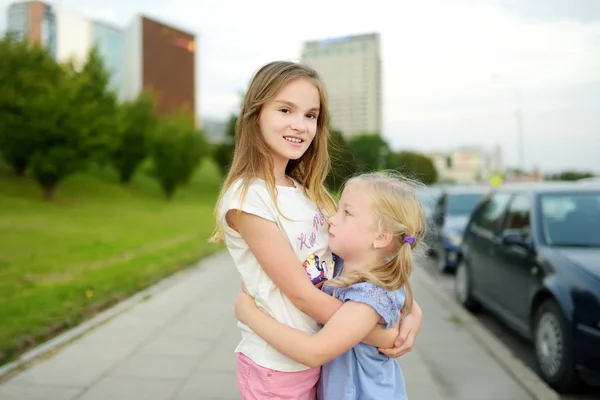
[[302, 253, 341, 289]]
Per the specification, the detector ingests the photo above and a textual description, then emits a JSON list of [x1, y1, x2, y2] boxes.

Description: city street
[[420, 255, 600, 400]]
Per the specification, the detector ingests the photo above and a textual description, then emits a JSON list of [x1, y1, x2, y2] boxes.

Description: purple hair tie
[[403, 235, 415, 247]]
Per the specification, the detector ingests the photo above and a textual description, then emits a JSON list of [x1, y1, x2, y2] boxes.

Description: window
[[473, 193, 512, 233], [503, 194, 531, 237]]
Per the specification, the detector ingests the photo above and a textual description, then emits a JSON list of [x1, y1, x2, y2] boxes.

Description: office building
[[54, 11, 126, 100], [6, 3, 196, 115], [301, 33, 381, 138], [124, 15, 196, 120], [6, 1, 56, 58]]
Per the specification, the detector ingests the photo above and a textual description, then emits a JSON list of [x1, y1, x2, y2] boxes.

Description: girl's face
[[258, 78, 320, 168], [328, 182, 378, 264]]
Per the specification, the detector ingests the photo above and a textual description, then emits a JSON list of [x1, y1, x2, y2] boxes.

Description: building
[[54, 11, 126, 100], [5, 3, 196, 115], [124, 15, 196, 121], [429, 145, 503, 184], [91, 21, 126, 101], [301, 33, 381, 138], [6, 1, 56, 58]]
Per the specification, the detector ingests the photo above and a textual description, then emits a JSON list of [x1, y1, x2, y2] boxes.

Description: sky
[[1, 0, 599, 172]]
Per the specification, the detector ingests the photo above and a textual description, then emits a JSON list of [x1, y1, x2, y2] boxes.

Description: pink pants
[[236, 352, 320, 400]]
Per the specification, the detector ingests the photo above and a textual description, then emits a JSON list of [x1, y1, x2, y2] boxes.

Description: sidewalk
[[0, 251, 537, 400]]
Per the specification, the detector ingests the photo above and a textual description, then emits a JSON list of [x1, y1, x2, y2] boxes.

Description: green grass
[[0, 159, 224, 365]]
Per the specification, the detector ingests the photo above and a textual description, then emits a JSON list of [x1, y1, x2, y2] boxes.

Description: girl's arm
[[235, 211, 340, 324], [234, 289, 381, 368], [234, 211, 400, 348]]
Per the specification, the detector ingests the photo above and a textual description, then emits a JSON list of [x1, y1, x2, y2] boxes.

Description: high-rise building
[[6, 1, 56, 58], [124, 15, 196, 122], [5, 3, 196, 116], [301, 33, 382, 138], [55, 11, 126, 100]]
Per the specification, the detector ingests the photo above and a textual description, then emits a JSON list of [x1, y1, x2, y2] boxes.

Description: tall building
[[91, 21, 126, 101], [5, 3, 196, 116], [6, 1, 56, 58], [55, 11, 126, 100], [301, 33, 381, 138], [124, 15, 196, 121]]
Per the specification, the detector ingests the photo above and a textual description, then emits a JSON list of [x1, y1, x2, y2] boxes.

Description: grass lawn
[[0, 159, 224, 366]]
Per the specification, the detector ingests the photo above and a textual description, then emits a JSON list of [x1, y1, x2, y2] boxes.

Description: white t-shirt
[[219, 177, 334, 372]]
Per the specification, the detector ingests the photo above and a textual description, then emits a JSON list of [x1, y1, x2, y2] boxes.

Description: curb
[[0, 251, 224, 382], [413, 266, 560, 400]]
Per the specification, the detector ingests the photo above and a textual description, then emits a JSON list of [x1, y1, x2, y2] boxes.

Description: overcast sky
[[1, 0, 599, 172]]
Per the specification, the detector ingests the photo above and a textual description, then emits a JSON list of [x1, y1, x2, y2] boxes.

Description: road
[[420, 255, 600, 400]]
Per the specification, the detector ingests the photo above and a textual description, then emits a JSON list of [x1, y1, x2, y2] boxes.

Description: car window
[[473, 192, 512, 233], [503, 194, 531, 238]]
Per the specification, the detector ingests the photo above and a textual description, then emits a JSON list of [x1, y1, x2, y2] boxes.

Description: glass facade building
[[6, 1, 56, 59], [92, 21, 125, 100]]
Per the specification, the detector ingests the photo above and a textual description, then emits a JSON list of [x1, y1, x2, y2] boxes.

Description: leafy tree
[[0, 36, 62, 176], [67, 46, 118, 166], [389, 151, 438, 184], [347, 133, 391, 171], [326, 129, 359, 192], [111, 93, 157, 183], [212, 114, 236, 175], [150, 113, 207, 198], [27, 48, 117, 200], [556, 170, 595, 181]]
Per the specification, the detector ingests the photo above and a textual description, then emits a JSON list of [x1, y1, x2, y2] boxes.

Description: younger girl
[[235, 171, 426, 399], [210, 61, 423, 399]]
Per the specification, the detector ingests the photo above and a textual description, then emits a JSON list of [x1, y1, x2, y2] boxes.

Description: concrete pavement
[[0, 251, 544, 399]]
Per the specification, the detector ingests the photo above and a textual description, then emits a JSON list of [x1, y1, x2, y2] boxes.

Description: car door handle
[[530, 266, 539, 275]]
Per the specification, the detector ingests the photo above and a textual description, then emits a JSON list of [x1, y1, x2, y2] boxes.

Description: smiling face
[[258, 78, 320, 169]]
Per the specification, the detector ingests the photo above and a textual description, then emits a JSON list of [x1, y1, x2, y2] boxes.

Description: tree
[[150, 113, 207, 198], [69, 46, 118, 166], [326, 129, 359, 192], [389, 151, 438, 184], [0, 36, 62, 176], [111, 93, 157, 183], [556, 171, 595, 181], [347, 133, 391, 171], [27, 48, 117, 200], [212, 114, 236, 175]]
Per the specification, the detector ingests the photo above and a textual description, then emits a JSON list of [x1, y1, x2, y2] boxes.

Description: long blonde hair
[[210, 61, 337, 243], [329, 171, 427, 315]]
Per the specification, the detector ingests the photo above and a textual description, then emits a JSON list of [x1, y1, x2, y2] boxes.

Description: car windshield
[[446, 193, 484, 216], [541, 192, 600, 247]]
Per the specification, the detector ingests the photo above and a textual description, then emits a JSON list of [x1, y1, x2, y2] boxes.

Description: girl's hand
[[234, 286, 259, 324], [378, 304, 423, 358]]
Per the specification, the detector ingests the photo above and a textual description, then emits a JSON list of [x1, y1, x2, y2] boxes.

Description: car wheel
[[533, 300, 580, 391], [454, 259, 479, 312]]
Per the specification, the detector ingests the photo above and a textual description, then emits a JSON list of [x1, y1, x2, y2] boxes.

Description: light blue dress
[[318, 260, 408, 400]]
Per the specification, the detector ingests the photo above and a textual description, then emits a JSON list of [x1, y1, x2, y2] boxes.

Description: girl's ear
[[373, 231, 394, 249]]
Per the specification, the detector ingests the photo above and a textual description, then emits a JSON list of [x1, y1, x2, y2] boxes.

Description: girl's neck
[[271, 157, 293, 187], [340, 253, 386, 277], [339, 259, 367, 277]]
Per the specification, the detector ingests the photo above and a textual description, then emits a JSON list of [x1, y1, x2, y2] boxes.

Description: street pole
[[514, 108, 525, 172], [490, 74, 525, 172]]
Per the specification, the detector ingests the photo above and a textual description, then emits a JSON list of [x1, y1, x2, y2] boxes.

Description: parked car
[[429, 186, 488, 272], [455, 182, 600, 391], [415, 186, 442, 220]]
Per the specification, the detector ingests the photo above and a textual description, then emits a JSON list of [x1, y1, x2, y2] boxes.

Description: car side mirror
[[502, 230, 530, 250]]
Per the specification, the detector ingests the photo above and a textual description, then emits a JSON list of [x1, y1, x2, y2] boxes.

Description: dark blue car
[[455, 183, 600, 391], [429, 186, 488, 272]]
